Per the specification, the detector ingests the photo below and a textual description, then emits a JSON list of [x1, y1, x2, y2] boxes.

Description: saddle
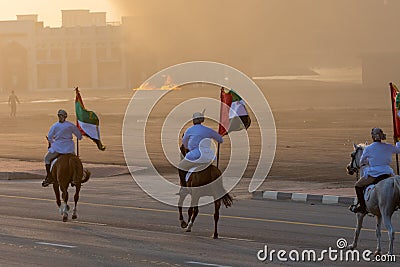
[[50, 153, 76, 172], [363, 174, 391, 201]]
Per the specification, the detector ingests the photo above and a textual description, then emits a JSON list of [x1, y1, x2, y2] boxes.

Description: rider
[[42, 109, 82, 187], [351, 127, 400, 214], [178, 111, 223, 191]]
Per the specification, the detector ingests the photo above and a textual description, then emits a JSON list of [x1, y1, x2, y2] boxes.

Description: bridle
[[347, 145, 364, 179]]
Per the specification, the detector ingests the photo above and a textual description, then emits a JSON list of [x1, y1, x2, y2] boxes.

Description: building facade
[[0, 10, 127, 91]]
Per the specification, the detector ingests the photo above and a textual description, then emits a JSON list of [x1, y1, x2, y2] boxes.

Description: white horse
[[346, 143, 400, 255]]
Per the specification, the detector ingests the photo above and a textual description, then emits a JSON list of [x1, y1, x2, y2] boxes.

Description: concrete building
[[0, 10, 127, 91]]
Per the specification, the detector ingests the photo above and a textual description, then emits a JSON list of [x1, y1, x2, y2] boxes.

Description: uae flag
[[390, 83, 400, 141], [218, 87, 251, 136], [75, 88, 106, 151]]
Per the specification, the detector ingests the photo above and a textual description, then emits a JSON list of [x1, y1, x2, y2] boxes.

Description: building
[[0, 10, 127, 91]]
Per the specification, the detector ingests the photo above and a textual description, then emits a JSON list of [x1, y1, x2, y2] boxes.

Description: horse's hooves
[[66, 205, 70, 211], [347, 244, 355, 250], [180, 221, 187, 228], [185, 228, 191, 232], [72, 214, 77, 220], [213, 234, 218, 239], [62, 215, 68, 222], [374, 250, 381, 257]]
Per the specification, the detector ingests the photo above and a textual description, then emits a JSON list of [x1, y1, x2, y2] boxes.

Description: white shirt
[[360, 141, 400, 177], [48, 121, 82, 154], [182, 124, 223, 162]]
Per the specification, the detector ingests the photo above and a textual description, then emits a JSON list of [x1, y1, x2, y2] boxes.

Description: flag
[[218, 87, 251, 136], [75, 88, 106, 151], [390, 83, 400, 142]]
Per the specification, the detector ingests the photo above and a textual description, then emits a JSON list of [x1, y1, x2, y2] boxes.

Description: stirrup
[[349, 204, 366, 214], [41, 177, 53, 187], [42, 180, 51, 187]]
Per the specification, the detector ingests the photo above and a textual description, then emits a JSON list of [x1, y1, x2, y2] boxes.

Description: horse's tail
[[221, 193, 233, 208], [69, 156, 90, 184], [210, 166, 233, 208], [81, 169, 91, 184]]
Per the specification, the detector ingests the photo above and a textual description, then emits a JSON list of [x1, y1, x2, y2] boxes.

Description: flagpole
[[77, 137, 80, 158], [389, 82, 399, 174], [217, 143, 220, 169]]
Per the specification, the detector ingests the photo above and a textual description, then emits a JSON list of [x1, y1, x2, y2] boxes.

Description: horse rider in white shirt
[[351, 127, 400, 214], [178, 111, 223, 191], [42, 109, 83, 187]]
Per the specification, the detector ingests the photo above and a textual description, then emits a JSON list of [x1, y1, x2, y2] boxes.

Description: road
[[0, 175, 399, 266]]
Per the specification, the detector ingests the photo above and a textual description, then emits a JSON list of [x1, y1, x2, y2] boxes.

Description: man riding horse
[[350, 127, 400, 214], [178, 111, 223, 195], [42, 109, 83, 187]]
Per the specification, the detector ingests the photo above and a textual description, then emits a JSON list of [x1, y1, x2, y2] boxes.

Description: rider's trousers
[[44, 151, 60, 164], [355, 176, 376, 187]]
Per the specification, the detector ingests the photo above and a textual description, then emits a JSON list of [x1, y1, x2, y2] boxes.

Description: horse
[[51, 154, 91, 222], [178, 145, 233, 239], [346, 143, 400, 255]]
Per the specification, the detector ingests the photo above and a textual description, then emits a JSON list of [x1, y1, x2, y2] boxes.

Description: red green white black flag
[[75, 88, 106, 151], [218, 87, 251, 136]]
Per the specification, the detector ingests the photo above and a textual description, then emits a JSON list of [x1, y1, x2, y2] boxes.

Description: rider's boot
[[42, 164, 53, 187], [350, 186, 367, 214], [178, 169, 189, 196]]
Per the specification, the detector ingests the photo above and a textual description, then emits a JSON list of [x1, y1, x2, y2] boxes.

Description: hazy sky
[[0, 0, 121, 26], [1, 0, 399, 74]]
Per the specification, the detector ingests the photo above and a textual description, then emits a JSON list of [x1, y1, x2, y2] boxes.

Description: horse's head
[[346, 143, 366, 175]]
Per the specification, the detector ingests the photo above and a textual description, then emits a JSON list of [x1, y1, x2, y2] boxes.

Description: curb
[[0, 172, 42, 180], [252, 191, 357, 205]]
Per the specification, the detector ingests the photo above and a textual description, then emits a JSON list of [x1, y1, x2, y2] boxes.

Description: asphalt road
[[0, 175, 399, 267]]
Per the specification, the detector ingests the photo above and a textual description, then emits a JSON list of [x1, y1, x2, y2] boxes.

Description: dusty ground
[[0, 80, 395, 192]]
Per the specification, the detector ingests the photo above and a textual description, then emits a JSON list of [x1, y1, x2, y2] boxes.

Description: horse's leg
[[61, 188, 69, 222], [185, 207, 194, 232], [186, 196, 199, 232], [213, 199, 221, 239], [186, 207, 199, 232], [52, 183, 61, 209], [382, 213, 395, 255], [347, 212, 366, 250], [178, 193, 188, 228], [72, 184, 81, 220], [374, 215, 382, 256]]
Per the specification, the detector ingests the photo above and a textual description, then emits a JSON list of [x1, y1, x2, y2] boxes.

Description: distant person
[[350, 128, 400, 214], [8, 90, 20, 117], [42, 109, 82, 187]]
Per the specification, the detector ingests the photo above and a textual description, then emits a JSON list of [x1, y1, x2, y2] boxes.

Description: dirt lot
[[0, 80, 395, 191]]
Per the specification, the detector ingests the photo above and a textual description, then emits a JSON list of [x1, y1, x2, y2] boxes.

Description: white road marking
[[35, 242, 76, 248], [74, 221, 107, 226], [219, 236, 255, 242], [185, 261, 232, 267]]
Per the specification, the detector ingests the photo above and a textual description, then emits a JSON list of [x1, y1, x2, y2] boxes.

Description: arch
[[0, 41, 28, 92]]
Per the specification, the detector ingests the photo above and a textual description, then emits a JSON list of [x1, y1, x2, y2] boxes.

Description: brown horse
[[51, 154, 90, 222], [178, 145, 233, 239]]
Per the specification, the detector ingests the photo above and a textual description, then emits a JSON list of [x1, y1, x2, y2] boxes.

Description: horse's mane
[[356, 143, 367, 149]]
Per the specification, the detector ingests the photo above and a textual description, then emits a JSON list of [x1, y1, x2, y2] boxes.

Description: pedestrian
[[8, 90, 20, 117]]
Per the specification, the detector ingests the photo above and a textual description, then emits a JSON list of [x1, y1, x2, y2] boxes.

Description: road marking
[[74, 221, 107, 226], [35, 242, 76, 248], [219, 236, 255, 242], [185, 261, 232, 267], [0, 193, 383, 233]]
